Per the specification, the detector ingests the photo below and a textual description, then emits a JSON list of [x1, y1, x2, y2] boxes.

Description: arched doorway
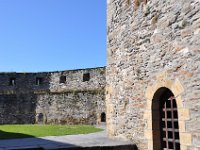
[[152, 87, 180, 150]]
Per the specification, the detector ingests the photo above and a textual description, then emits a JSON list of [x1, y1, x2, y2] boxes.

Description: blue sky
[[0, 0, 106, 72]]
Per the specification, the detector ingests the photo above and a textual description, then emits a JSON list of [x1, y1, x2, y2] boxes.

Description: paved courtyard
[[0, 127, 135, 150]]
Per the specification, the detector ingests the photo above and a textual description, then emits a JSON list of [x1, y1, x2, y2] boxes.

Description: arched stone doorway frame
[[144, 72, 191, 150]]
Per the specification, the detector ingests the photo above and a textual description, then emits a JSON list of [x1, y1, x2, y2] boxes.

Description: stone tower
[[107, 0, 200, 149]]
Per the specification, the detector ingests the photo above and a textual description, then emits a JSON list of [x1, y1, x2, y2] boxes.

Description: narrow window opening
[[101, 112, 106, 122], [83, 73, 90, 82], [60, 76, 66, 83], [9, 78, 16, 86], [36, 77, 43, 85]]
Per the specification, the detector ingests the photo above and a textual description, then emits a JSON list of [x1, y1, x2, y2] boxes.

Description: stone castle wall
[[36, 92, 104, 125], [0, 67, 106, 125], [107, 0, 199, 149]]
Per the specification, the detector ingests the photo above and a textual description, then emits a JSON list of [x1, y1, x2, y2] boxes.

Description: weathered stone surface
[[36, 92, 105, 125], [0, 67, 106, 125], [107, 0, 200, 149]]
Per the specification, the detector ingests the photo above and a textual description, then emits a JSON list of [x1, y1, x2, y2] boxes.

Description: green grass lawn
[[0, 125, 103, 140]]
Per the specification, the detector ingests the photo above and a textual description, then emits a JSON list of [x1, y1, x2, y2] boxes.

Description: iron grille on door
[[161, 96, 180, 150]]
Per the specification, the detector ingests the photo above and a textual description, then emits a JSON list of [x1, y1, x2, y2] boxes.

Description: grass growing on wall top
[[0, 125, 103, 140]]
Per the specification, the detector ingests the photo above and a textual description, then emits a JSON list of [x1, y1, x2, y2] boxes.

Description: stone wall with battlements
[[0, 67, 106, 125], [107, 0, 200, 149]]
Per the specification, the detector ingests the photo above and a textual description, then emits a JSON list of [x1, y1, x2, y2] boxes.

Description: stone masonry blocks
[[0, 67, 106, 125]]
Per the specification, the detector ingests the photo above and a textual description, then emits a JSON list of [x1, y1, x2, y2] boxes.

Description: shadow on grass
[[0, 130, 138, 150], [0, 130, 76, 149], [0, 130, 35, 140]]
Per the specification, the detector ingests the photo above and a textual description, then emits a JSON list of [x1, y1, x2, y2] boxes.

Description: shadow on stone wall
[[0, 72, 50, 125], [0, 91, 105, 125], [0, 93, 37, 124]]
